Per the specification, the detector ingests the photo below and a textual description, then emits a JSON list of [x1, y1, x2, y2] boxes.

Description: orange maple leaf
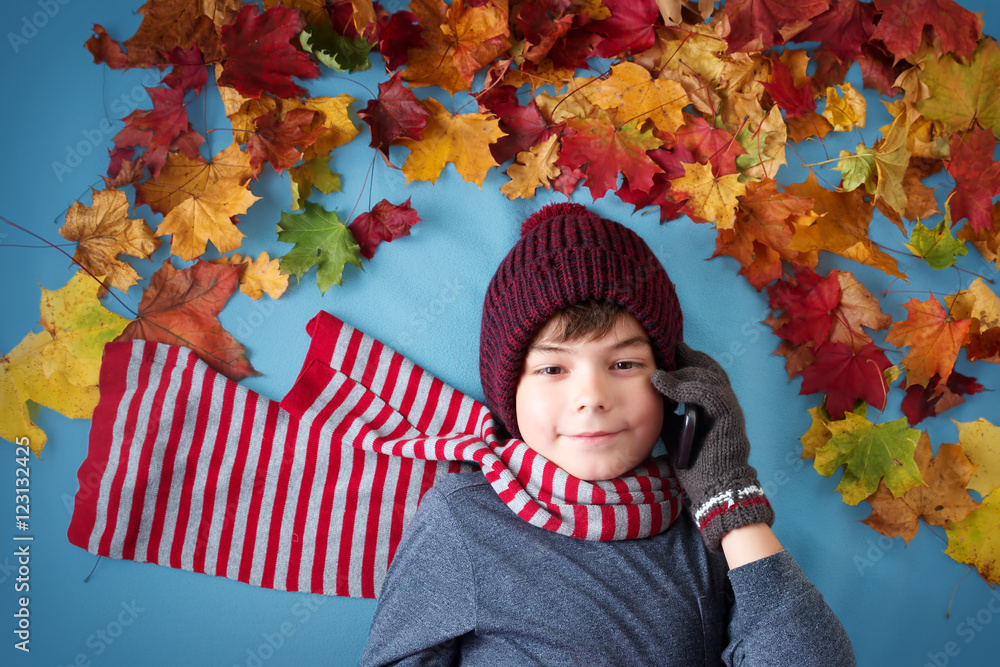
[[886, 296, 971, 389], [671, 161, 747, 230], [121, 0, 242, 67]]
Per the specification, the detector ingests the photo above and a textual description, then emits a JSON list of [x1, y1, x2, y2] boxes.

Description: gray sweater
[[360, 471, 855, 666]]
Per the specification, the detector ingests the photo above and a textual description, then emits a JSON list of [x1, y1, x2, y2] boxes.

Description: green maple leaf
[[904, 207, 968, 270], [289, 157, 342, 211], [300, 23, 373, 74], [834, 144, 877, 195], [813, 413, 924, 505], [276, 201, 362, 294], [917, 38, 1000, 136]]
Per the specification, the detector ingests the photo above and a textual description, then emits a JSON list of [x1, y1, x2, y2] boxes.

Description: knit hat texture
[[480, 202, 683, 439]]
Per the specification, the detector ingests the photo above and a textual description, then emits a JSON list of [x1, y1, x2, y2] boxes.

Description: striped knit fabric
[[68, 312, 683, 599]]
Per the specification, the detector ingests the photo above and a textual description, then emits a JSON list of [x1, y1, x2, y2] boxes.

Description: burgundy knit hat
[[480, 202, 683, 439]]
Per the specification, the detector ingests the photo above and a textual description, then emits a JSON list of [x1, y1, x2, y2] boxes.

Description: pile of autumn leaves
[[2, 0, 1000, 582]]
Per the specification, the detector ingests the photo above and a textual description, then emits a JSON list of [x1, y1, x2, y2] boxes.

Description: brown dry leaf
[[60, 189, 161, 291], [501, 135, 561, 200], [863, 432, 981, 543], [828, 271, 893, 350]]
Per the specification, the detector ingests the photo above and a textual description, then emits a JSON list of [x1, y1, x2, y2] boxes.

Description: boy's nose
[[573, 370, 609, 411]]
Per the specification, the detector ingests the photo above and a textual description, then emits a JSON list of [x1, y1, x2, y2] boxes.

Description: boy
[[360, 203, 855, 665]]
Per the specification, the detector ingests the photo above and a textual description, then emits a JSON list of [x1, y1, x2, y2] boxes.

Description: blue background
[[1, 0, 999, 665]]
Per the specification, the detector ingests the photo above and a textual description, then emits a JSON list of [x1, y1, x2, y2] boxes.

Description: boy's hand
[[651, 343, 774, 551]]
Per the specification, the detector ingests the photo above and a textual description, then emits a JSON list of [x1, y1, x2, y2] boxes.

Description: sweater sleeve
[[722, 550, 856, 667], [359, 487, 477, 666]]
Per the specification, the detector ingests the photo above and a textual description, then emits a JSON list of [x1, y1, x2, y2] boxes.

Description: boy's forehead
[[532, 311, 652, 348]]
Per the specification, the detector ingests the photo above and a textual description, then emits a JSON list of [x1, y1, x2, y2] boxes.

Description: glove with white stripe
[[651, 343, 774, 551]]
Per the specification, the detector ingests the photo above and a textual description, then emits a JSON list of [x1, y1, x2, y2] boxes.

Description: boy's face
[[514, 312, 664, 481]]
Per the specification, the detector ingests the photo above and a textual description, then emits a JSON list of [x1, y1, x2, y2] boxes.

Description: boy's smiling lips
[[562, 430, 623, 447]]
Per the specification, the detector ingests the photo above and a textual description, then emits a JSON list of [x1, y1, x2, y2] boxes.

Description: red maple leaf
[[723, 0, 831, 53], [477, 85, 552, 164], [218, 4, 320, 99], [946, 127, 1000, 233], [901, 371, 985, 426], [672, 115, 746, 177], [762, 59, 816, 119], [348, 198, 422, 259], [799, 341, 892, 419], [617, 147, 691, 222], [162, 45, 208, 95], [767, 266, 840, 345], [856, 41, 902, 97], [547, 13, 602, 70], [374, 7, 425, 70], [109, 86, 204, 179], [590, 0, 660, 58], [791, 0, 876, 63], [871, 0, 982, 63], [85, 24, 127, 69], [115, 260, 257, 381], [247, 108, 326, 177], [557, 116, 661, 201], [966, 321, 1000, 363], [358, 72, 431, 160], [515, 0, 574, 66]]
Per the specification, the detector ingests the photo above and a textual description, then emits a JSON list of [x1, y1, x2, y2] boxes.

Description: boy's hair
[[480, 203, 683, 439], [533, 299, 627, 345]]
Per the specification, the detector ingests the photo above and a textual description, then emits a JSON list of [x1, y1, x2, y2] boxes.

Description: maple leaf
[[477, 85, 552, 165], [348, 198, 422, 260], [155, 162, 261, 261], [59, 189, 161, 292], [734, 105, 787, 180], [109, 86, 204, 180], [767, 266, 840, 345], [299, 95, 362, 161], [398, 99, 505, 186], [615, 148, 690, 223], [557, 115, 662, 201], [218, 4, 320, 99], [785, 171, 906, 280], [247, 107, 326, 177], [800, 403, 834, 460], [326, 0, 377, 37], [118, 0, 240, 68], [762, 58, 815, 119], [135, 141, 253, 216], [945, 277, 1000, 330], [276, 201, 363, 293], [813, 411, 923, 505], [590, 0, 660, 58], [945, 488, 1000, 586], [964, 320, 1000, 364], [871, 0, 982, 64], [1, 272, 132, 454], [917, 38, 1000, 138], [875, 158, 941, 228], [835, 110, 912, 217], [821, 83, 866, 132], [672, 115, 746, 178], [402, 0, 511, 94], [372, 7, 425, 70], [671, 161, 746, 230], [116, 260, 256, 380], [886, 297, 971, 389], [798, 341, 892, 419], [863, 432, 981, 543], [85, 24, 127, 69], [957, 202, 1000, 269], [590, 62, 688, 135], [289, 156, 342, 211], [501, 134, 562, 200], [211, 252, 289, 300], [945, 126, 1000, 233], [712, 178, 817, 289], [358, 72, 431, 160], [790, 0, 876, 63], [722, 0, 831, 54], [162, 45, 209, 94], [299, 21, 374, 73], [953, 418, 1000, 496], [828, 271, 892, 350], [901, 372, 984, 426], [905, 215, 968, 270]]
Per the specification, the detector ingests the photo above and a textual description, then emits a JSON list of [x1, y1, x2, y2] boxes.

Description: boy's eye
[[536, 366, 564, 376], [613, 360, 642, 371]]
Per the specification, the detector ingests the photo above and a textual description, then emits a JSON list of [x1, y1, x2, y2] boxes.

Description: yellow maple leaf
[[590, 62, 688, 134], [800, 404, 832, 459], [534, 75, 602, 124], [398, 98, 505, 186], [953, 418, 1000, 496], [500, 135, 561, 200], [945, 488, 1000, 586], [873, 109, 913, 218], [1, 272, 130, 454], [59, 188, 161, 291], [156, 173, 261, 261], [211, 252, 289, 300], [821, 83, 866, 132], [945, 277, 1000, 330], [136, 142, 253, 216], [301, 95, 361, 161], [670, 161, 746, 230]]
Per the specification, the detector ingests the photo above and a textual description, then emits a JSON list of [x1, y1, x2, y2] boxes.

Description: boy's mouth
[[563, 430, 622, 446]]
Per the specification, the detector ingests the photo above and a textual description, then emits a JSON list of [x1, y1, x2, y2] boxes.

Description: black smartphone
[[673, 403, 702, 469]]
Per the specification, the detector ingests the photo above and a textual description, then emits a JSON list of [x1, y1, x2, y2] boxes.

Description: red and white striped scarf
[[68, 312, 683, 598]]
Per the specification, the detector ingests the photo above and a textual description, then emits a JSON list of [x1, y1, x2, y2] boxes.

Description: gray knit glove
[[652, 343, 774, 551]]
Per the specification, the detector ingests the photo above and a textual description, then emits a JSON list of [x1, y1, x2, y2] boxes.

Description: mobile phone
[[673, 404, 702, 469]]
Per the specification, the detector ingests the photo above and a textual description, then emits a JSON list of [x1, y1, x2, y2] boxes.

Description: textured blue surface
[[1, 1, 999, 665]]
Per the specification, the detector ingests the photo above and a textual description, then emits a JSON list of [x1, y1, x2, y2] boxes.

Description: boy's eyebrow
[[527, 335, 652, 354]]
